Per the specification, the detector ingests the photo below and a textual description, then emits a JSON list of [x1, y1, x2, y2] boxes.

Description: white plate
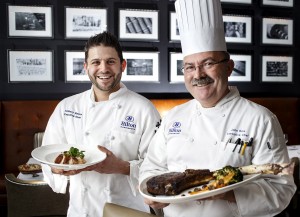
[[139, 173, 261, 203], [31, 144, 106, 170]]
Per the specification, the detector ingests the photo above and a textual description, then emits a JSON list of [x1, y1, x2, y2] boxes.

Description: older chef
[[139, 0, 297, 216], [41, 31, 161, 217]]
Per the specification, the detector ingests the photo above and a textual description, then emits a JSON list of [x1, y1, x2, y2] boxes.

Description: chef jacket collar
[[196, 86, 240, 112], [89, 82, 128, 103]]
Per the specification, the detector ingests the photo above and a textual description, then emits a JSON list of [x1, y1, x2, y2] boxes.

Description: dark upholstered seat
[[5, 173, 69, 217]]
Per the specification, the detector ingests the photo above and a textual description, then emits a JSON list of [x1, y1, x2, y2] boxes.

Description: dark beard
[[87, 68, 122, 92]]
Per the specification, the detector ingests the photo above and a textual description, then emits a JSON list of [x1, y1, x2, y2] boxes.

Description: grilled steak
[[146, 169, 214, 196]]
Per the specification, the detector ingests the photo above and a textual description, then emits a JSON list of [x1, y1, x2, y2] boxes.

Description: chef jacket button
[[83, 187, 89, 192], [189, 138, 194, 142], [85, 132, 89, 136], [111, 136, 115, 140], [196, 201, 202, 205], [222, 114, 226, 117]]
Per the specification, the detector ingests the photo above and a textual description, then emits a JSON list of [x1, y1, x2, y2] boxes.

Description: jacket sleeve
[[234, 114, 297, 216], [139, 118, 169, 184], [41, 101, 69, 193], [127, 101, 161, 195], [42, 101, 68, 146]]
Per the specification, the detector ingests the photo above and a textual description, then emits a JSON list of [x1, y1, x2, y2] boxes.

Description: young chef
[[41, 31, 161, 217], [139, 0, 296, 216]]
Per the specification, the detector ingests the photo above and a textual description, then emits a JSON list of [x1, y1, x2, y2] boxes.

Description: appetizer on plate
[[18, 163, 42, 174], [54, 146, 86, 165]]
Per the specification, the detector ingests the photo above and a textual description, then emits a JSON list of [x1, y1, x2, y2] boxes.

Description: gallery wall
[[0, 0, 299, 100]]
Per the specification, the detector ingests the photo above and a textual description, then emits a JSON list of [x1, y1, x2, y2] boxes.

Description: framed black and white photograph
[[220, 0, 252, 4], [8, 5, 53, 38], [262, 0, 293, 7], [8, 50, 53, 82], [229, 54, 252, 82], [65, 51, 89, 82], [262, 56, 293, 82], [262, 18, 293, 45], [65, 7, 107, 39], [223, 15, 252, 43], [119, 9, 159, 41], [122, 52, 159, 82], [170, 52, 184, 83], [170, 11, 180, 42]]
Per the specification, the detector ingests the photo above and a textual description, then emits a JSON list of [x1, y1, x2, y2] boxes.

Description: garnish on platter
[[54, 146, 86, 165], [188, 166, 243, 195]]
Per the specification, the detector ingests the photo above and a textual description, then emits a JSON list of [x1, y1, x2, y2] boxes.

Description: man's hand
[[82, 145, 130, 175], [144, 198, 169, 209]]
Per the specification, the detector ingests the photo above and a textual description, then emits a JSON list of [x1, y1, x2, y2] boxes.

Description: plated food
[[31, 144, 107, 170], [146, 166, 242, 196], [18, 163, 42, 174], [140, 162, 294, 203], [54, 147, 86, 165]]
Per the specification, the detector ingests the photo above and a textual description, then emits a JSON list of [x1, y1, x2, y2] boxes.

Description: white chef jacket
[[41, 83, 161, 217], [140, 86, 297, 217]]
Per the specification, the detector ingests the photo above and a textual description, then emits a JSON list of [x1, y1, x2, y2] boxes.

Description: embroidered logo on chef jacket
[[168, 121, 182, 134], [120, 115, 136, 130], [64, 109, 82, 119]]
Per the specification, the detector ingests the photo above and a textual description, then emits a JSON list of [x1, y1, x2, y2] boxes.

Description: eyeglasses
[[181, 58, 229, 74]]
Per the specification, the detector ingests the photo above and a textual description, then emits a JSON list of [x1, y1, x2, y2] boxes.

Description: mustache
[[192, 76, 214, 86]]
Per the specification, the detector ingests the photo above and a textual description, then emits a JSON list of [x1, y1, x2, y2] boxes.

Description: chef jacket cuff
[[126, 161, 140, 196], [41, 164, 68, 194]]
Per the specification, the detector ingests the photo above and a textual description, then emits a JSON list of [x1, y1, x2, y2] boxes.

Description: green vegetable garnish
[[63, 147, 85, 159]]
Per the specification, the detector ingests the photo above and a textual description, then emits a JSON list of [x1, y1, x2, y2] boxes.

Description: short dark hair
[[84, 31, 123, 63]]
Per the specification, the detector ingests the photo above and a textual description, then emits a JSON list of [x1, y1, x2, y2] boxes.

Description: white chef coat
[[41, 83, 161, 217], [140, 86, 297, 217]]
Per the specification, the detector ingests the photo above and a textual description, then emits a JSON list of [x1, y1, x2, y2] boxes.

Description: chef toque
[[175, 0, 227, 57]]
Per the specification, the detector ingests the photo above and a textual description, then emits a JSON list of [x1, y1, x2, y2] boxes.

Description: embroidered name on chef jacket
[[226, 128, 249, 137], [64, 109, 82, 119], [120, 115, 136, 130], [168, 122, 182, 134]]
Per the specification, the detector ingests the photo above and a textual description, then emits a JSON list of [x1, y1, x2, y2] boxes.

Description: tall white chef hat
[[175, 0, 227, 57]]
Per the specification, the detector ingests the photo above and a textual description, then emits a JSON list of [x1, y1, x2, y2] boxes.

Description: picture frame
[[65, 51, 89, 83], [119, 9, 159, 41], [220, 0, 252, 4], [262, 18, 293, 45], [8, 5, 53, 38], [65, 7, 107, 39], [122, 51, 159, 82], [170, 11, 180, 42], [170, 52, 184, 83], [8, 50, 53, 82], [262, 0, 293, 7], [261, 56, 293, 82], [223, 15, 252, 44], [229, 54, 252, 82]]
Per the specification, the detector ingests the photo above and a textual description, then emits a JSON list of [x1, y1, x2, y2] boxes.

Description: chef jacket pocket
[[109, 130, 142, 161], [215, 141, 252, 168]]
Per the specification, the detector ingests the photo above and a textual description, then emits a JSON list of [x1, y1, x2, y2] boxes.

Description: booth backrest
[[0, 100, 59, 174]]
